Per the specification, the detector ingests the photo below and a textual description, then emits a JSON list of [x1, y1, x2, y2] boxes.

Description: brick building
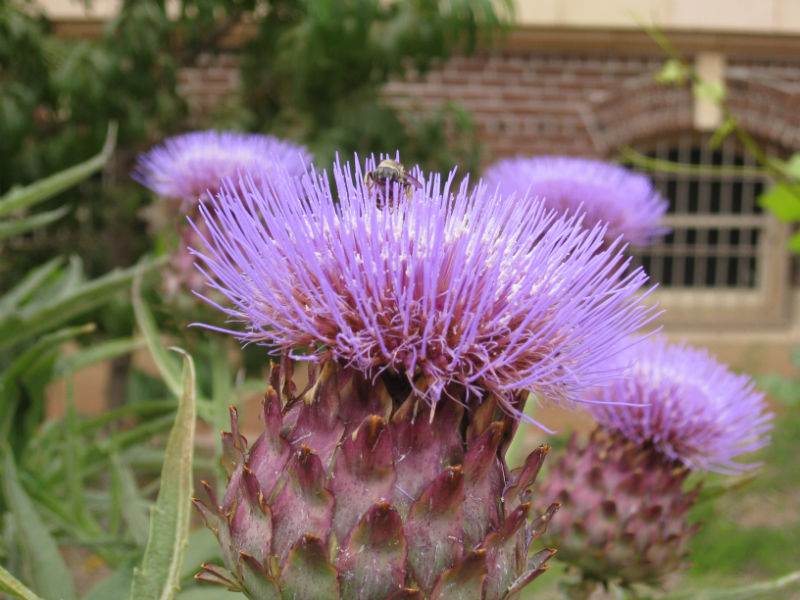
[[46, 0, 800, 373]]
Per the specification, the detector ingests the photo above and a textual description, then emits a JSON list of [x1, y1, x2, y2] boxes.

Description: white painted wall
[[42, 0, 800, 33], [39, 0, 118, 18], [516, 0, 800, 33]]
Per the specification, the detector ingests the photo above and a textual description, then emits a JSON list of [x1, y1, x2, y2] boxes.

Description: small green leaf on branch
[[655, 58, 689, 84], [758, 183, 800, 222], [692, 80, 727, 104]]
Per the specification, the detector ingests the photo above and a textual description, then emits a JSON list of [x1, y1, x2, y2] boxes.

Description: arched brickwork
[[583, 79, 694, 156], [583, 75, 800, 157], [726, 78, 800, 151]]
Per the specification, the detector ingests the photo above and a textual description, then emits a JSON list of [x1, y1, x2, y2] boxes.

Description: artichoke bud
[[195, 360, 558, 599], [538, 428, 701, 585]]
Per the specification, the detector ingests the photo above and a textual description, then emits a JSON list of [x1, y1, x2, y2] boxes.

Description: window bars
[[629, 132, 790, 326]]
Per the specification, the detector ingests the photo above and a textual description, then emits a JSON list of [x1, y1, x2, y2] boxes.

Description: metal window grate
[[630, 133, 769, 290]]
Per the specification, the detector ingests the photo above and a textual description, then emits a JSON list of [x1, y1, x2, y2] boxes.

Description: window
[[629, 132, 790, 326]]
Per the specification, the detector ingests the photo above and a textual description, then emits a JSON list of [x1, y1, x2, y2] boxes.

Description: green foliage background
[[0, 6, 510, 594], [1, 0, 508, 287]]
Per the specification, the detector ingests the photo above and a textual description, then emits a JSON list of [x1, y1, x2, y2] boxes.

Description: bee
[[364, 159, 422, 205]]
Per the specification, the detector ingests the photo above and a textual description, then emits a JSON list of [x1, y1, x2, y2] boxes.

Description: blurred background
[[2, 1, 799, 598], [10, 0, 800, 371]]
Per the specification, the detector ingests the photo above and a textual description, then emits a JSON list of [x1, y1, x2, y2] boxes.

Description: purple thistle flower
[[192, 155, 658, 422], [588, 335, 773, 473], [133, 130, 311, 297], [482, 156, 668, 246], [133, 130, 312, 205]]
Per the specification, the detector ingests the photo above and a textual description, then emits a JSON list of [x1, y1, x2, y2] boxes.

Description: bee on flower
[[364, 158, 423, 206]]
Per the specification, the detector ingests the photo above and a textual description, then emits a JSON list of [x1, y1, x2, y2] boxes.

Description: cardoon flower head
[[538, 337, 772, 586], [134, 130, 312, 206], [134, 130, 311, 296], [588, 335, 772, 474], [193, 155, 658, 422], [192, 155, 661, 599], [482, 156, 668, 246]]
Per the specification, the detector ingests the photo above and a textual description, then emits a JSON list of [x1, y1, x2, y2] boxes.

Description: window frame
[[628, 132, 791, 327]]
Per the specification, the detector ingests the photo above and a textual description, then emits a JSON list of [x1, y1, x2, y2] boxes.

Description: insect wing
[[403, 172, 423, 189]]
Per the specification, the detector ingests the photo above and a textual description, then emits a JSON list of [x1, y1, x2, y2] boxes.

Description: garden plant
[[1, 2, 799, 600]]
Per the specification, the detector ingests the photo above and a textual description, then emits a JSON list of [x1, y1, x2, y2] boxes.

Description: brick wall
[[177, 53, 241, 117], [384, 52, 666, 160], [175, 43, 800, 166], [384, 51, 800, 165]]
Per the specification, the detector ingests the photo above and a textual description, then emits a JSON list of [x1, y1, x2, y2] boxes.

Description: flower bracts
[[194, 361, 559, 600]]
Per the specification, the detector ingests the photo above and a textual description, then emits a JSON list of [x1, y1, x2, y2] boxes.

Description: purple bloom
[[193, 155, 658, 421], [482, 156, 668, 246], [133, 130, 312, 205], [588, 336, 772, 473]]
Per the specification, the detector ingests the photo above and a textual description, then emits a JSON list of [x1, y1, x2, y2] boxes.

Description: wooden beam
[[50, 19, 800, 59], [500, 26, 800, 58]]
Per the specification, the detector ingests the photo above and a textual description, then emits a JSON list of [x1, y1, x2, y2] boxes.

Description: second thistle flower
[[539, 336, 773, 586], [134, 130, 312, 297], [482, 156, 668, 246]]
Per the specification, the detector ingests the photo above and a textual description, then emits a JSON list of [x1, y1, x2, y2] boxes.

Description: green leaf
[[132, 275, 182, 397], [788, 230, 800, 254], [53, 336, 146, 379], [0, 122, 117, 218], [663, 569, 800, 599], [94, 414, 177, 458], [111, 453, 151, 547], [1, 449, 78, 600], [0, 257, 63, 314], [84, 563, 135, 600], [0, 206, 69, 241], [77, 400, 176, 435], [780, 152, 800, 180], [64, 384, 87, 525], [693, 80, 727, 103], [180, 528, 225, 584], [0, 323, 94, 445], [0, 257, 163, 351], [0, 324, 93, 395], [654, 58, 689, 84], [207, 338, 236, 467], [45, 256, 85, 306], [0, 565, 45, 600], [758, 183, 800, 222], [129, 349, 197, 600]]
